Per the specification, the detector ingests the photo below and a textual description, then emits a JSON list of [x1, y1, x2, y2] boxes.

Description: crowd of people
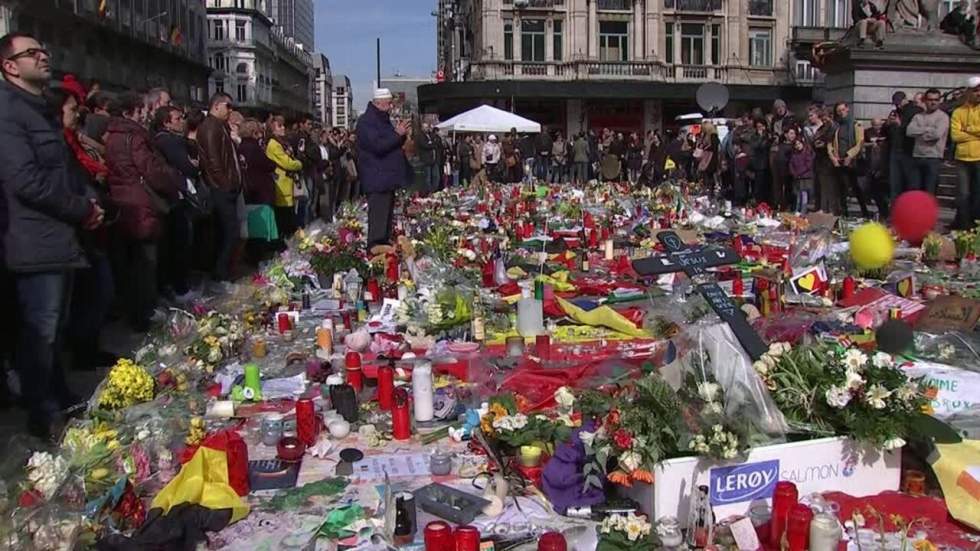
[[0, 32, 363, 438]]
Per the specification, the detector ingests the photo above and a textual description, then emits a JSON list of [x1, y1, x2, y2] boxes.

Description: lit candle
[[604, 239, 614, 261]]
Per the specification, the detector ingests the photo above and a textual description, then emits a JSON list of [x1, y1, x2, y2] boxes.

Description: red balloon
[[891, 190, 938, 244]]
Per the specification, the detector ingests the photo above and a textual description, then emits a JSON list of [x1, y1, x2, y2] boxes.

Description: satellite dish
[[696, 82, 730, 116]]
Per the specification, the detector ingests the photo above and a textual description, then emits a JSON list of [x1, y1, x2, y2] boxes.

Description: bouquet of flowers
[[97, 359, 155, 411], [578, 375, 681, 488], [185, 311, 245, 373], [479, 394, 572, 452], [754, 343, 932, 448], [596, 512, 655, 551], [677, 372, 753, 460]]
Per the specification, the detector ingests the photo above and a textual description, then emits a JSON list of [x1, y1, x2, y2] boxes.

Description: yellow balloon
[[849, 222, 895, 270]]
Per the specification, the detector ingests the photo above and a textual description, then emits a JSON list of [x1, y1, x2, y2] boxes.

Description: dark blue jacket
[[0, 80, 91, 272], [355, 102, 408, 194]]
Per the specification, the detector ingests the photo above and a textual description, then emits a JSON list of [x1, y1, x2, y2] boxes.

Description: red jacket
[[104, 117, 180, 240]]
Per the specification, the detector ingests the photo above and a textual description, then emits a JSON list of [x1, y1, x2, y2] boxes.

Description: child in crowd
[[786, 127, 815, 213]]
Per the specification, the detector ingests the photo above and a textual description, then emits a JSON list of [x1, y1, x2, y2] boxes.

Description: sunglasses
[[6, 47, 49, 61]]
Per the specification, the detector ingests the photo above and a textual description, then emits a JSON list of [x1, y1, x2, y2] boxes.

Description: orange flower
[[607, 470, 633, 487], [923, 386, 939, 400], [515, 395, 532, 413], [631, 469, 654, 484]]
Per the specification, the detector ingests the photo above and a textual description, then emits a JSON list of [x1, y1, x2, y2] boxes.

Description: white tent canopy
[[436, 105, 541, 134]]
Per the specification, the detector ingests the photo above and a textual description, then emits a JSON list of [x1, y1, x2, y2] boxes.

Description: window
[[748, 27, 772, 66], [212, 19, 225, 41], [213, 52, 226, 71], [236, 62, 249, 74], [794, 0, 819, 26], [940, 0, 970, 17], [665, 22, 674, 63], [236, 83, 247, 103], [235, 20, 246, 41], [680, 22, 704, 65], [521, 19, 545, 61], [553, 20, 563, 61], [711, 23, 720, 64], [599, 21, 629, 61], [215, 79, 224, 94], [828, 0, 850, 28], [504, 20, 514, 60]]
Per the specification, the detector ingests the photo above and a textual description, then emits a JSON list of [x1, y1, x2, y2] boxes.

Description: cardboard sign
[[790, 265, 827, 295], [916, 296, 980, 333], [904, 360, 980, 418]]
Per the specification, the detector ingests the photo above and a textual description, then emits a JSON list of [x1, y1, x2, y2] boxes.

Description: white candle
[[207, 400, 235, 418], [412, 361, 434, 422], [604, 239, 614, 261], [809, 513, 842, 551]]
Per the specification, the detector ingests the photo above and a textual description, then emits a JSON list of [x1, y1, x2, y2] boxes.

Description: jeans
[[212, 188, 241, 281], [834, 166, 871, 218], [956, 160, 980, 229], [422, 164, 439, 194], [69, 252, 114, 357], [535, 154, 550, 181], [15, 270, 74, 425], [910, 157, 942, 195], [367, 191, 395, 248]]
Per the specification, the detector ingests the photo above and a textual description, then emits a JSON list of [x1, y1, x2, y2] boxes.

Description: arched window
[[236, 62, 249, 75]]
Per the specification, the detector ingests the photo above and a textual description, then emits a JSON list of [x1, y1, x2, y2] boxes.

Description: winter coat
[[240, 137, 277, 205], [354, 102, 409, 194], [788, 141, 815, 179], [197, 114, 242, 192], [416, 131, 437, 166], [266, 137, 303, 208], [104, 117, 180, 240], [951, 102, 980, 162], [154, 131, 200, 181], [0, 80, 93, 272]]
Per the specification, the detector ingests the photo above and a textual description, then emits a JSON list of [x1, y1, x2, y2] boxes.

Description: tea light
[[506, 336, 525, 357]]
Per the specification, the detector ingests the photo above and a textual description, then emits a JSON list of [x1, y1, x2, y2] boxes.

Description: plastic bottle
[[517, 288, 544, 337]]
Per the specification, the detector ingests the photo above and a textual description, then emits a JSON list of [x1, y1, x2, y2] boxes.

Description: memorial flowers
[[754, 343, 932, 447], [596, 512, 654, 551], [98, 359, 155, 410], [186, 311, 246, 372]]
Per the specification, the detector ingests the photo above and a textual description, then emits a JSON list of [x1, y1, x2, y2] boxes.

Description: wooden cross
[[632, 231, 768, 361]]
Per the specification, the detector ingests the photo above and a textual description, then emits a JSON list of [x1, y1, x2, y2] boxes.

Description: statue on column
[[886, 0, 941, 32]]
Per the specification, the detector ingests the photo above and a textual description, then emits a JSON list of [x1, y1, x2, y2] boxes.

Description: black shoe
[[857, 38, 866, 47], [874, 41, 884, 49]]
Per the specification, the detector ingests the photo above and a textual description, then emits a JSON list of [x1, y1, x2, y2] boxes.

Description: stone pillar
[[513, 17, 521, 61], [646, 11, 659, 62], [567, 98, 584, 136], [546, 18, 554, 61], [588, 0, 598, 59], [633, 0, 644, 60]]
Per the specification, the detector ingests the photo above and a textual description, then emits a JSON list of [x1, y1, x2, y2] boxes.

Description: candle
[[345, 352, 363, 393], [250, 338, 267, 358], [809, 513, 842, 551], [316, 327, 333, 355], [454, 526, 480, 551], [770, 481, 799, 548], [207, 400, 235, 418], [424, 521, 454, 551], [535, 334, 551, 360], [377, 365, 395, 411], [538, 532, 567, 551], [296, 398, 317, 446], [604, 239, 614, 261], [276, 312, 292, 333], [243, 363, 261, 399], [841, 275, 856, 300], [786, 504, 813, 551], [412, 361, 434, 422], [392, 388, 412, 440], [506, 336, 525, 357]]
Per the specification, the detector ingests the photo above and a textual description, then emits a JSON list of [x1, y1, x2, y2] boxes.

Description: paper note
[[351, 454, 431, 482], [728, 516, 762, 551]]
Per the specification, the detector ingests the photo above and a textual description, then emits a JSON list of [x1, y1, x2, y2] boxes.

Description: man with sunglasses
[[0, 32, 105, 439]]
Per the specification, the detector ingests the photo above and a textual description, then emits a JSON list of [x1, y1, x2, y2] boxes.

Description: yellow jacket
[[828, 119, 864, 163], [951, 102, 980, 162], [265, 138, 303, 207]]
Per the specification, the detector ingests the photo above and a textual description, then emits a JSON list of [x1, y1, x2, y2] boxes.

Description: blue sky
[[314, 0, 436, 112]]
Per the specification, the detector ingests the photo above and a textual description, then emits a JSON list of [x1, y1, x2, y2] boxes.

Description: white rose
[[871, 352, 894, 369], [554, 386, 576, 410], [579, 431, 596, 448], [619, 450, 642, 472], [753, 360, 770, 375]]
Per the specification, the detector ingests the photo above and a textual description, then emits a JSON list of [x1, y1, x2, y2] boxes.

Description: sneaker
[[874, 41, 884, 49], [857, 38, 866, 47]]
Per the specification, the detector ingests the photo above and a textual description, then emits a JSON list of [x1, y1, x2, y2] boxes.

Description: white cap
[[488, 134, 497, 141], [969, 76, 980, 89], [373, 88, 393, 100]]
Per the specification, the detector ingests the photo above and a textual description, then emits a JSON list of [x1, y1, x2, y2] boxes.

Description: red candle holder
[[770, 481, 798, 548], [276, 312, 292, 334], [424, 521, 454, 551], [454, 525, 480, 551], [535, 334, 551, 360], [377, 365, 395, 411], [295, 398, 317, 446], [786, 504, 813, 551], [392, 388, 412, 440], [367, 279, 381, 303]]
